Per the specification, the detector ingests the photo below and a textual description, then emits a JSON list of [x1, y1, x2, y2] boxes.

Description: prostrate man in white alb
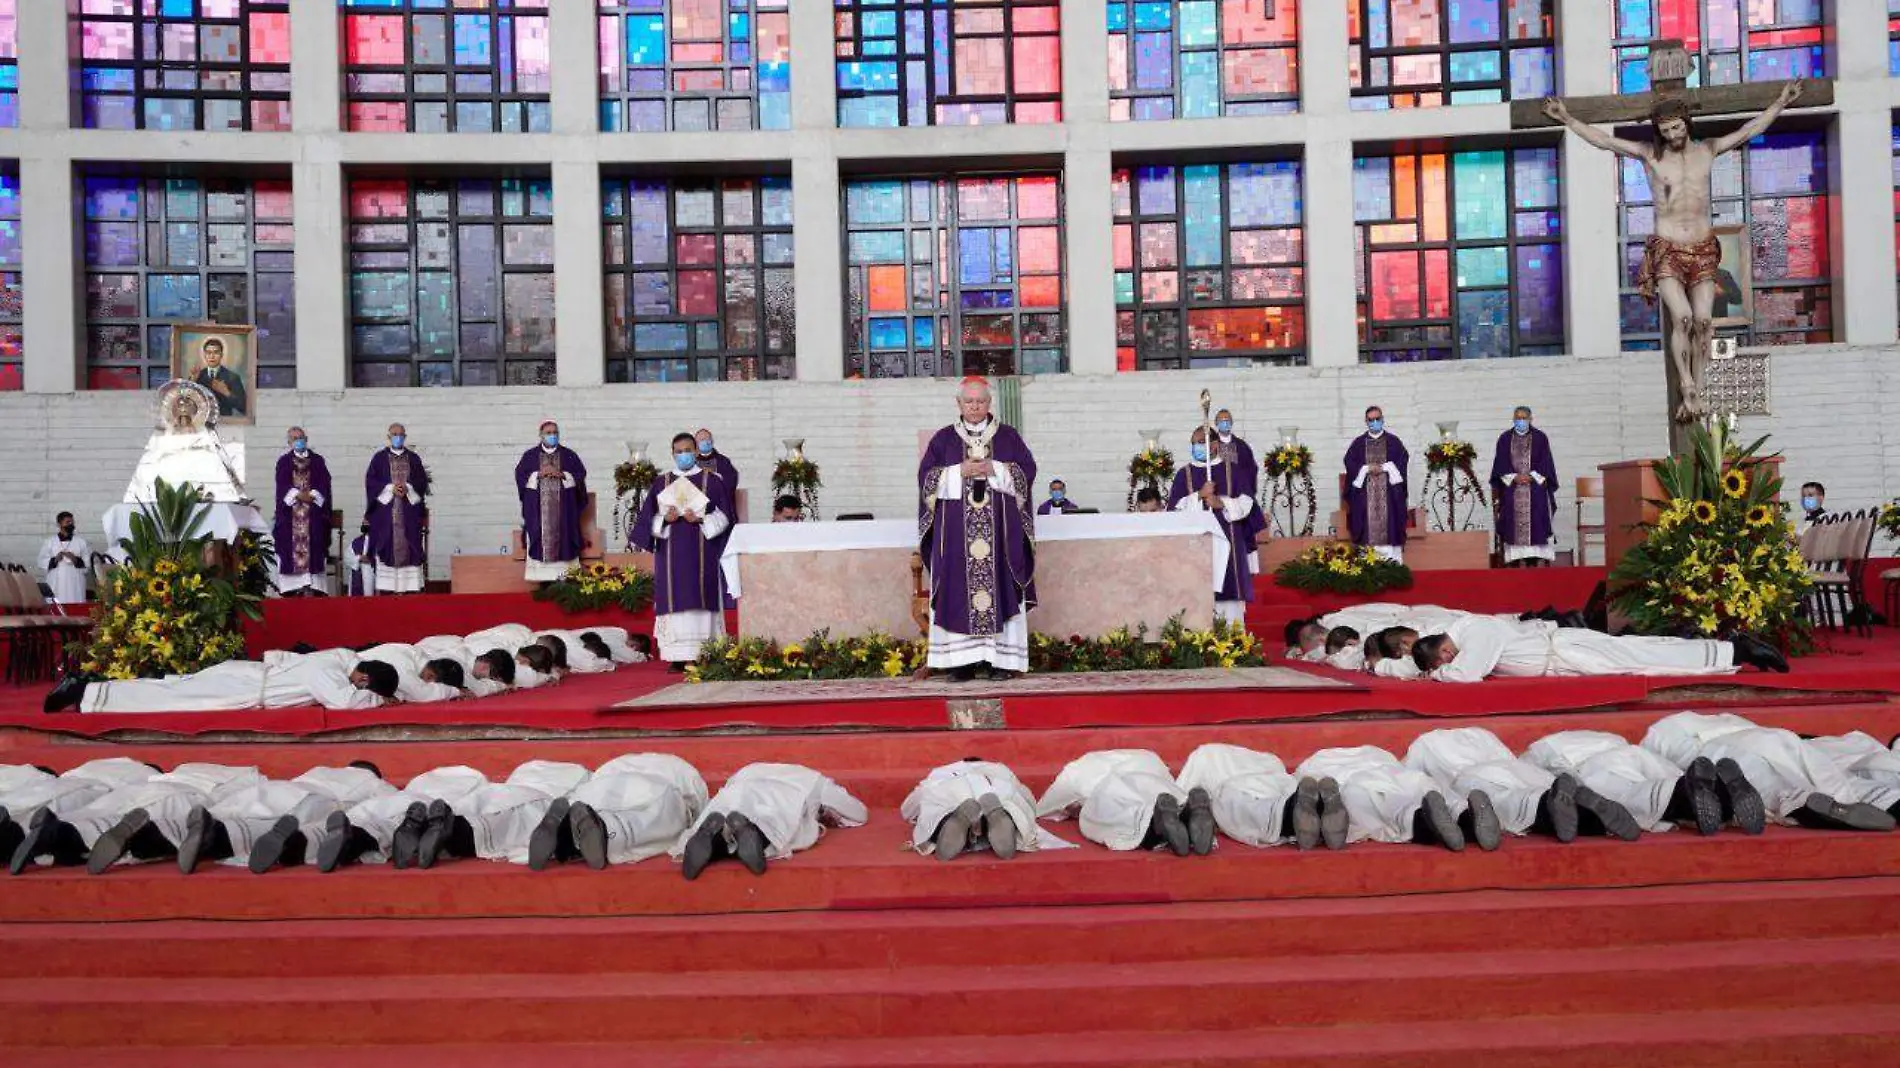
[[414, 760, 595, 869], [11, 762, 263, 875], [0, 758, 158, 863], [44, 652, 401, 715], [38, 512, 90, 606], [319, 765, 492, 872], [1175, 743, 1347, 851], [1524, 729, 1754, 836], [176, 762, 396, 875], [1409, 614, 1787, 682], [1642, 712, 1900, 831], [901, 759, 1065, 861], [539, 754, 708, 871], [1036, 750, 1214, 857], [1404, 727, 1639, 843], [672, 763, 867, 880], [1292, 746, 1475, 852]]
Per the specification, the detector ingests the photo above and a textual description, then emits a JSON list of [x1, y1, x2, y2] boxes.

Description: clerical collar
[[1513, 427, 1530, 436], [1218, 432, 1234, 443], [1365, 430, 1384, 439], [292, 447, 308, 455], [387, 447, 406, 455], [960, 419, 992, 433], [540, 445, 558, 453]]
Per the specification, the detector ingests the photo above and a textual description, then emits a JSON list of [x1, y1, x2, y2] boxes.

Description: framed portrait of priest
[[1709, 224, 1754, 330], [170, 323, 256, 426]]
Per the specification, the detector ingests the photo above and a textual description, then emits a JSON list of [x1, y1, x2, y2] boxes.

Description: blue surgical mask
[[1216, 419, 1233, 435], [1513, 418, 1529, 434], [697, 439, 714, 456], [1190, 444, 1209, 463], [1366, 420, 1384, 435], [388, 435, 405, 449], [292, 438, 307, 452], [1801, 496, 1818, 512], [1050, 489, 1066, 503], [674, 452, 697, 472], [543, 433, 559, 447]]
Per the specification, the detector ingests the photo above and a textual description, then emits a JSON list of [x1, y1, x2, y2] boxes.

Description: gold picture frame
[[169, 323, 257, 427]]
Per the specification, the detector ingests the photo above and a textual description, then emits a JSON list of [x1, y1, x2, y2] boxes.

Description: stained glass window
[[342, 0, 551, 133], [0, 1, 17, 129], [82, 172, 296, 390], [1614, 1, 1824, 93], [597, 1, 790, 132], [1619, 129, 1830, 348], [347, 175, 556, 387], [1107, 0, 1299, 122], [1113, 161, 1305, 370], [834, 0, 1062, 128], [1353, 146, 1564, 362], [603, 176, 794, 383], [0, 164, 17, 391], [843, 174, 1064, 378], [1890, 1, 1899, 77], [1349, 0, 1554, 110], [76, 0, 291, 131]]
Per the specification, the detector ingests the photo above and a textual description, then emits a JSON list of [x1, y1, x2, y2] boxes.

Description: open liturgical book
[[657, 474, 711, 518]]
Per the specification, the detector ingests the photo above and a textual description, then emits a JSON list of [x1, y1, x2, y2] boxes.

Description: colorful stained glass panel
[[1350, 0, 1554, 110], [1614, 0, 1825, 93], [343, 0, 551, 133], [835, 0, 1061, 127], [1107, 0, 1299, 121], [0, 163, 16, 390], [0, 2, 16, 130], [77, 0, 290, 131], [597, 1, 790, 132]]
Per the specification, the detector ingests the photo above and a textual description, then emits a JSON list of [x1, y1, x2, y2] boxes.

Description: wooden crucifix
[[1512, 40, 1830, 456]]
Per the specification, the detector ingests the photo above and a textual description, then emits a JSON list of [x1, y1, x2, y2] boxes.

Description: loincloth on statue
[[1637, 233, 1722, 304]]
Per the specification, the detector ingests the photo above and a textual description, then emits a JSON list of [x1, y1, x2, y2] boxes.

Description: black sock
[[126, 822, 177, 861], [447, 816, 477, 859], [1410, 808, 1435, 845]]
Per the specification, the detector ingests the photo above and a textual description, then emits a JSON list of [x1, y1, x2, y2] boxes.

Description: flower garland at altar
[[1126, 446, 1175, 509], [1421, 436, 1488, 532], [532, 562, 655, 615], [1610, 424, 1809, 646], [1273, 541, 1414, 595], [611, 455, 658, 546], [687, 619, 1266, 682], [1263, 442, 1316, 537], [78, 478, 272, 680]]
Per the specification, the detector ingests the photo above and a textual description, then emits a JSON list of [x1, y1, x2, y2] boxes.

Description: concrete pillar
[[1553, 0, 1623, 359], [551, 161, 607, 387], [290, 0, 348, 392], [547, 0, 598, 138], [1060, 0, 1115, 377], [18, 0, 78, 393], [1298, 0, 1358, 368], [1829, 1, 1898, 347], [789, 1, 842, 381]]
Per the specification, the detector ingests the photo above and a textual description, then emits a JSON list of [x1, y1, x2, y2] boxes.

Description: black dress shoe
[[1151, 794, 1191, 857], [569, 801, 609, 871], [88, 808, 152, 875], [1712, 758, 1766, 834], [527, 798, 571, 871], [0, 807, 21, 864], [681, 812, 728, 880], [1678, 758, 1726, 836], [1184, 787, 1216, 856], [42, 675, 87, 714], [1794, 794, 1897, 832], [1574, 785, 1641, 842], [11, 808, 63, 874], [415, 800, 454, 869], [1315, 777, 1348, 850], [1419, 792, 1465, 852], [727, 812, 769, 875], [933, 799, 980, 861], [391, 801, 428, 869], [1463, 790, 1502, 852], [1541, 774, 1580, 843], [249, 815, 303, 874], [177, 805, 215, 874], [1288, 777, 1321, 851], [1730, 633, 1789, 674], [316, 812, 361, 873], [977, 793, 1016, 860]]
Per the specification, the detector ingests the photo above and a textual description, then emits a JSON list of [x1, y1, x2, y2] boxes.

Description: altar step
[[4, 879, 1898, 1058]]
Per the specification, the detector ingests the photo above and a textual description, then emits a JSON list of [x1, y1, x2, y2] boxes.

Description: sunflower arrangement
[[77, 477, 264, 680], [533, 562, 655, 614], [1031, 618, 1267, 673], [1126, 447, 1176, 509], [1610, 423, 1810, 646], [1263, 444, 1318, 537], [771, 455, 823, 518], [610, 458, 660, 545], [1264, 444, 1312, 478], [1879, 501, 1900, 540], [1273, 540, 1414, 594], [1424, 439, 1479, 474]]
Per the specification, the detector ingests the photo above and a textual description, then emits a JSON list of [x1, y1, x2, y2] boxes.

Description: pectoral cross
[[1512, 40, 1827, 456]]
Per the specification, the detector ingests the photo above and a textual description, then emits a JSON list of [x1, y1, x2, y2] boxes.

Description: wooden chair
[[1574, 476, 1606, 567], [1807, 510, 1877, 636], [0, 566, 87, 684]]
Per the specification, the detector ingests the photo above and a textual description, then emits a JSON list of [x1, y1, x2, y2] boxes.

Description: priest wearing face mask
[[1038, 479, 1080, 516], [919, 376, 1038, 681], [365, 423, 430, 595], [1171, 427, 1259, 627], [516, 421, 588, 583], [274, 427, 333, 596], [1490, 406, 1559, 567], [695, 427, 740, 606], [1344, 406, 1409, 563], [631, 432, 735, 670], [1212, 408, 1263, 554]]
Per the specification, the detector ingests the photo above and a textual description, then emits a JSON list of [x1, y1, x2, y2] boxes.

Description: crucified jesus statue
[[1541, 79, 1801, 433]]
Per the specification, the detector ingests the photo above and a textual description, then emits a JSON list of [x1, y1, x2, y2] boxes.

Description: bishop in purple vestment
[[517, 420, 589, 582], [1169, 427, 1261, 626], [696, 427, 741, 607], [273, 426, 333, 596], [1490, 406, 1559, 566], [1344, 405, 1409, 561], [919, 377, 1037, 679], [364, 422, 430, 594], [632, 432, 735, 668]]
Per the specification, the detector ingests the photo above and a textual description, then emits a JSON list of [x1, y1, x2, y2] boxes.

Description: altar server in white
[[1175, 743, 1347, 851], [11, 762, 261, 874], [902, 759, 1066, 861], [1411, 615, 1786, 682], [672, 763, 867, 879], [1292, 746, 1469, 851], [45, 651, 401, 715], [1036, 750, 1214, 856], [540, 753, 709, 870], [178, 762, 397, 874], [38, 512, 90, 606]]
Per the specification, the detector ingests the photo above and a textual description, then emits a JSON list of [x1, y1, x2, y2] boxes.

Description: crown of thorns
[[1650, 98, 1691, 123]]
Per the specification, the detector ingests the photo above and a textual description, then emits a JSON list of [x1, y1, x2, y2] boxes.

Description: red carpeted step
[[15, 1005, 1900, 1067], [11, 878, 1896, 981], [5, 935, 1898, 1048]]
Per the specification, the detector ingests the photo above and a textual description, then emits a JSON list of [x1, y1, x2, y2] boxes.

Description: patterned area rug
[[612, 666, 1354, 712]]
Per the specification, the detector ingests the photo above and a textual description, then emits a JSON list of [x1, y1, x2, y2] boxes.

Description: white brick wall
[[2, 347, 1885, 574]]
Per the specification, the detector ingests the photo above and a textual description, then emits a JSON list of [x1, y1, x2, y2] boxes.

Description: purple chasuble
[[516, 445, 589, 564], [918, 421, 1038, 637], [1490, 428, 1558, 547], [1344, 433, 1409, 548], [273, 450, 333, 577], [1217, 435, 1267, 550], [631, 468, 733, 615], [1168, 463, 1255, 603], [365, 448, 430, 570]]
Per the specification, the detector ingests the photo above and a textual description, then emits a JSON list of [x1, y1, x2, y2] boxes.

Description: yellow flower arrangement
[[1691, 501, 1717, 523], [1722, 471, 1747, 499], [533, 563, 655, 614], [1275, 540, 1413, 595], [1746, 504, 1772, 528]]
